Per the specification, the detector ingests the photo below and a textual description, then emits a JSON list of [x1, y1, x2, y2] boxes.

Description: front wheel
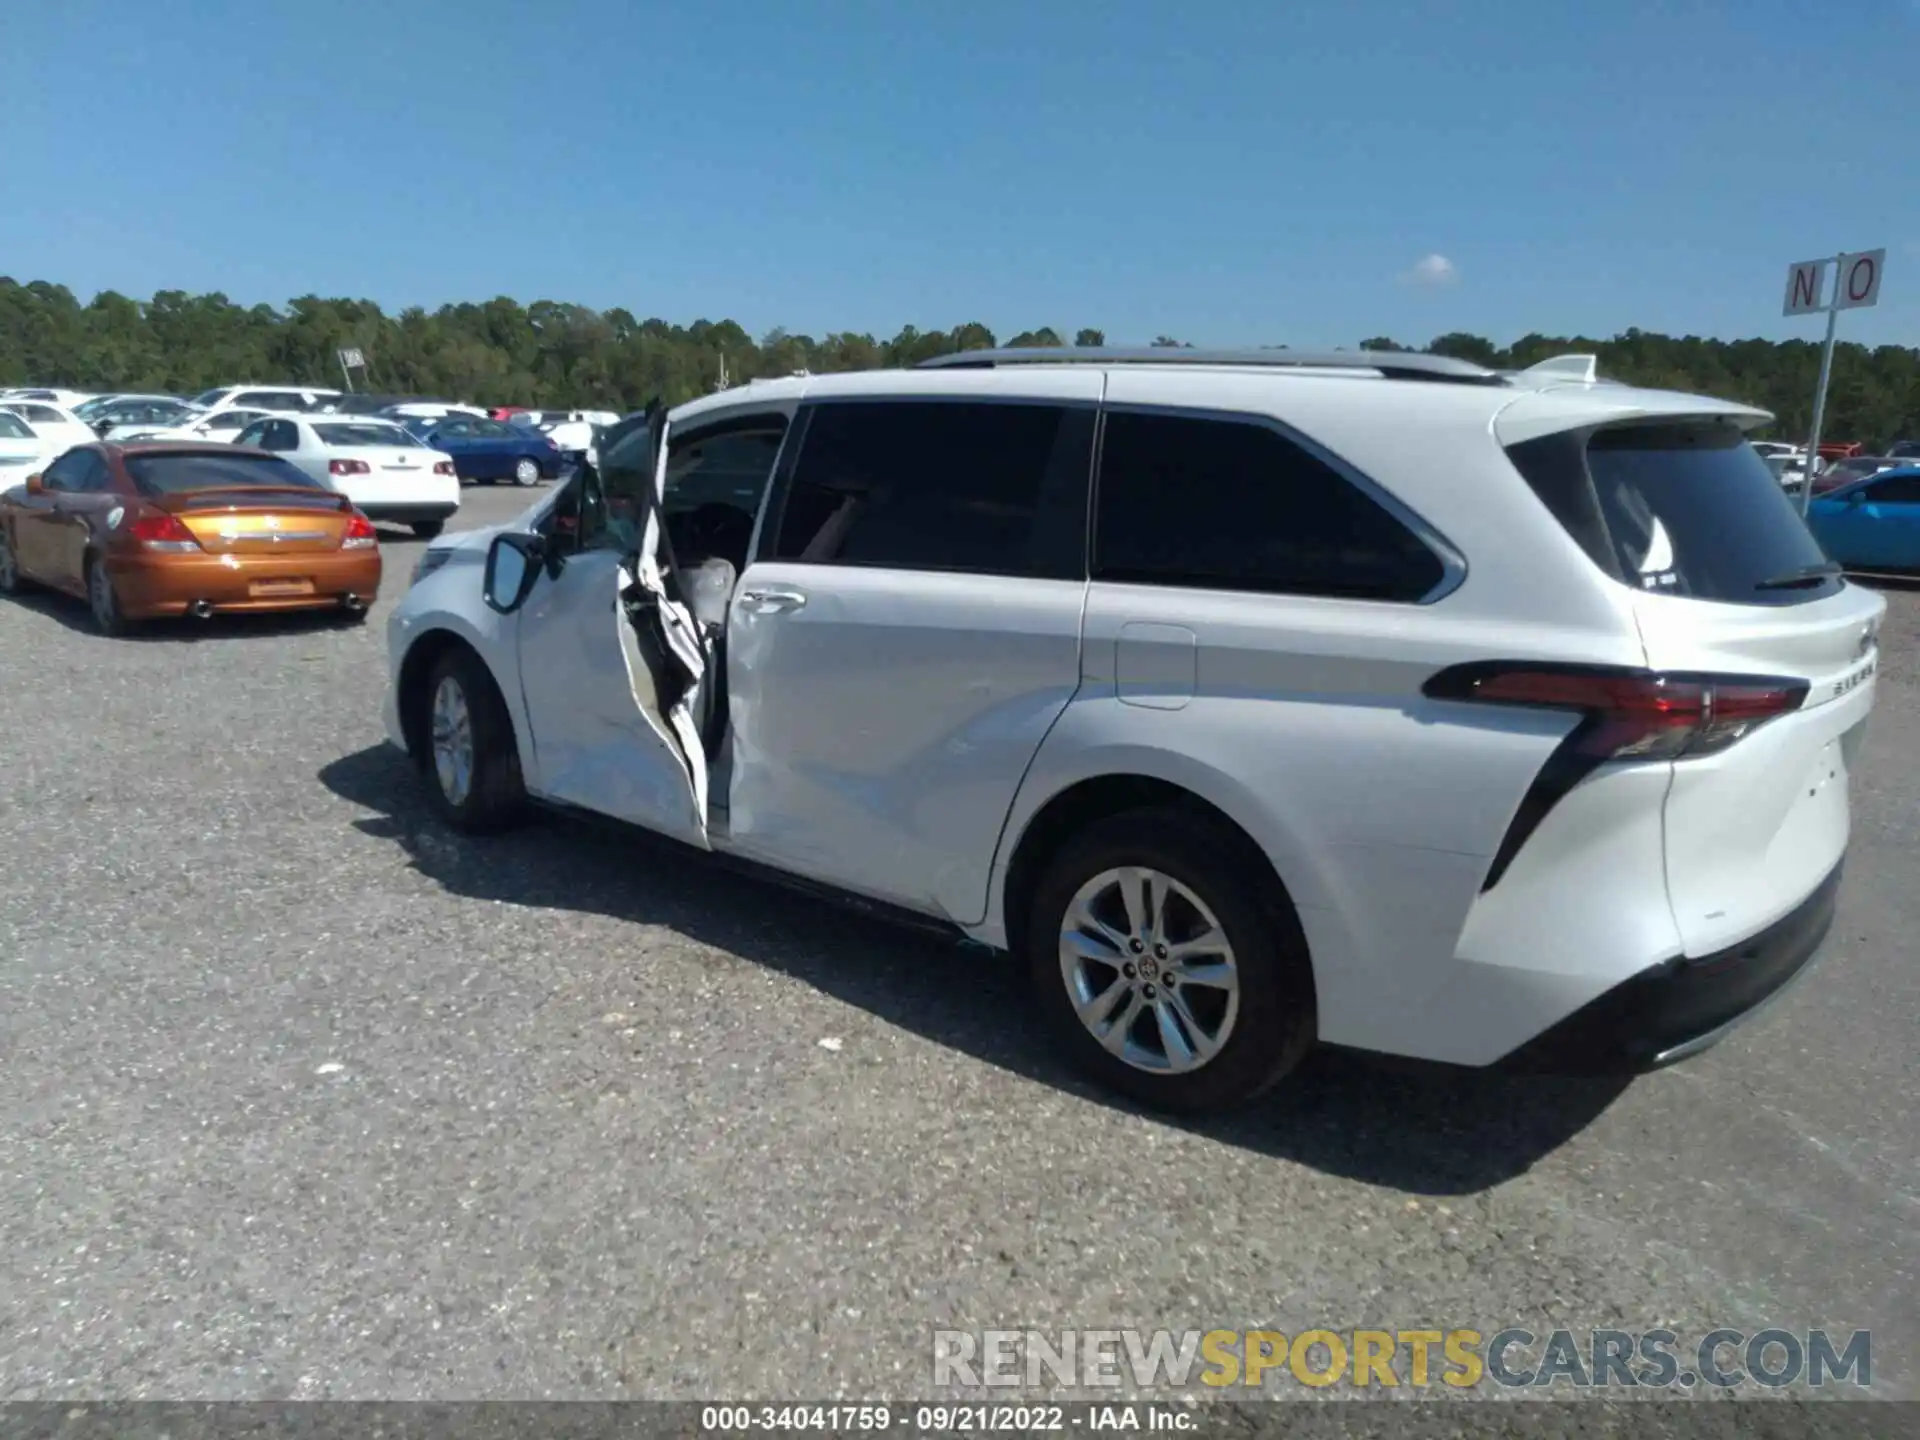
[[411, 519, 445, 539], [1025, 808, 1315, 1114], [418, 646, 526, 832], [512, 457, 540, 487]]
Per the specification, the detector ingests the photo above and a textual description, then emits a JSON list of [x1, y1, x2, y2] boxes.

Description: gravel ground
[[0, 483, 1914, 1402]]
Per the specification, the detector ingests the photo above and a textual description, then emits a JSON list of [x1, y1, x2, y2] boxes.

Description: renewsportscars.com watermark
[[932, 1328, 1873, 1392]]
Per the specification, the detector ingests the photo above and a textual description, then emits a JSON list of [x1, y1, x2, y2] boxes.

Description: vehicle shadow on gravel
[[319, 742, 1631, 1196], [5, 588, 374, 641]]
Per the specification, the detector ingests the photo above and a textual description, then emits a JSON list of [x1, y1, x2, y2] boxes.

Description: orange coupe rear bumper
[[107, 548, 383, 618]]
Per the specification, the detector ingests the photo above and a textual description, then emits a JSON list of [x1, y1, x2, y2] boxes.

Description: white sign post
[[1783, 249, 1885, 514], [336, 346, 367, 394]]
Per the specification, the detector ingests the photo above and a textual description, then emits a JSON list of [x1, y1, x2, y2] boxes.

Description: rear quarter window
[[1506, 421, 1844, 607]]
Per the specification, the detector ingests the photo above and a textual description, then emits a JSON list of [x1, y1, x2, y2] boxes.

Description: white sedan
[[232, 414, 461, 538], [95, 398, 207, 441], [0, 400, 95, 466], [0, 387, 95, 409], [0, 409, 43, 484], [114, 404, 286, 444]]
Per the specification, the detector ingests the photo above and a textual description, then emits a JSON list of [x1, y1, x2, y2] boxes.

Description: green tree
[[2, 277, 1915, 446]]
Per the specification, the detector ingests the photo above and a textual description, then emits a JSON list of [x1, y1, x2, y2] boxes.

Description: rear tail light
[[1424, 662, 1809, 891], [341, 510, 377, 550], [128, 511, 201, 552], [1425, 663, 1807, 761], [433, 460, 455, 476], [329, 458, 370, 476]]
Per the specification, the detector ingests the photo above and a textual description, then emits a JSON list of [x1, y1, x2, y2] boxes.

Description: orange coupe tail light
[[341, 510, 378, 550], [129, 511, 201, 553]]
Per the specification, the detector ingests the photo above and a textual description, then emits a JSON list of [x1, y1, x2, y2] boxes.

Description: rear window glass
[[0, 413, 32, 440], [124, 453, 328, 495], [1508, 422, 1843, 607], [315, 423, 418, 448]]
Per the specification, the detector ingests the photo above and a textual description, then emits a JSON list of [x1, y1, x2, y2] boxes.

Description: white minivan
[[382, 350, 1881, 1112]]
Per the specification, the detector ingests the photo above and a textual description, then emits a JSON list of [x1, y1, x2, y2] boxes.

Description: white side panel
[[976, 578, 1665, 1064], [724, 563, 1086, 921]]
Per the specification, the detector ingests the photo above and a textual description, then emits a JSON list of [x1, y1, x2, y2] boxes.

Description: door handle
[[739, 585, 807, 614]]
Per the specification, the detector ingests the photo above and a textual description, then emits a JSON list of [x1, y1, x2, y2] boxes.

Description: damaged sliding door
[[507, 404, 713, 847]]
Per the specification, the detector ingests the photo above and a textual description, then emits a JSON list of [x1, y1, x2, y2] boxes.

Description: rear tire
[[411, 520, 445, 539], [418, 646, 526, 832], [0, 525, 28, 595], [85, 554, 133, 637], [1024, 807, 1315, 1114], [512, 457, 540, 487]]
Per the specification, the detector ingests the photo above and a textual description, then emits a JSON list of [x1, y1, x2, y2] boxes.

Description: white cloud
[[1403, 253, 1459, 286]]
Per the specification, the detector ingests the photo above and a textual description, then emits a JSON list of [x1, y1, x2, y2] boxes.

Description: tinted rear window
[[124, 453, 329, 495], [1508, 422, 1842, 607]]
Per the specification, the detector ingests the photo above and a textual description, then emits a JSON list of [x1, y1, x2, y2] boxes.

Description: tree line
[[4, 277, 1917, 445]]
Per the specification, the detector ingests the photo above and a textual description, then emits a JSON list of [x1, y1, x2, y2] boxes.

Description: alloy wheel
[[1058, 866, 1241, 1074], [513, 458, 539, 486], [430, 674, 475, 806]]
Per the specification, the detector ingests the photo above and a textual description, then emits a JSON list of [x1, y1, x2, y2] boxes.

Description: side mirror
[[483, 532, 545, 614], [23, 473, 44, 495]]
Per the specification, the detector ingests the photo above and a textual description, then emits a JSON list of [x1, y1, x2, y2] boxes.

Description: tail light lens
[[1425, 662, 1810, 892], [329, 458, 370, 476], [128, 511, 201, 552], [433, 460, 455, 476], [1424, 663, 1807, 760], [341, 510, 378, 550]]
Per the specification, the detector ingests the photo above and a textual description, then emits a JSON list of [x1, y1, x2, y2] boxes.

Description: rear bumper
[[107, 549, 383, 618], [1494, 861, 1843, 1074], [358, 502, 458, 524]]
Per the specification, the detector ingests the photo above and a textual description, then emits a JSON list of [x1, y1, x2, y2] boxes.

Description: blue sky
[[3, 0, 1917, 349]]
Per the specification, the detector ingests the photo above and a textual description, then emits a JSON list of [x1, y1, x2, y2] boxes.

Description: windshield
[[314, 422, 420, 448], [463, 419, 515, 438], [189, 389, 228, 408], [124, 452, 329, 495], [105, 401, 193, 424], [0, 413, 33, 440]]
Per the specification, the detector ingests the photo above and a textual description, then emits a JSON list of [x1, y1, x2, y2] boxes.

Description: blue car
[[1806, 465, 1920, 572], [400, 415, 565, 487]]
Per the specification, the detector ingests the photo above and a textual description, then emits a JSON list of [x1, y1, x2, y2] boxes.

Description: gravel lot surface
[[1, 482, 1914, 1401]]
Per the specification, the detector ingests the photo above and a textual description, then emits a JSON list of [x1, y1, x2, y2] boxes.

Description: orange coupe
[[0, 442, 382, 634]]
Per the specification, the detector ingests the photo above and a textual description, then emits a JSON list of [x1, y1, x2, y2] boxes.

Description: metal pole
[[338, 352, 355, 394], [1800, 259, 1841, 516]]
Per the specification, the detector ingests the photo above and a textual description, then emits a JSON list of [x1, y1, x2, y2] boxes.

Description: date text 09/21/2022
[[700, 1405, 1194, 1432]]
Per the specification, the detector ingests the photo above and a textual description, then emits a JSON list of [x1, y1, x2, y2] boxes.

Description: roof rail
[[915, 347, 1507, 385]]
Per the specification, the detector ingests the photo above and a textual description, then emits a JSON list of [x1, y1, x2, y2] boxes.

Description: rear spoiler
[[160, 487, 357, 511]]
